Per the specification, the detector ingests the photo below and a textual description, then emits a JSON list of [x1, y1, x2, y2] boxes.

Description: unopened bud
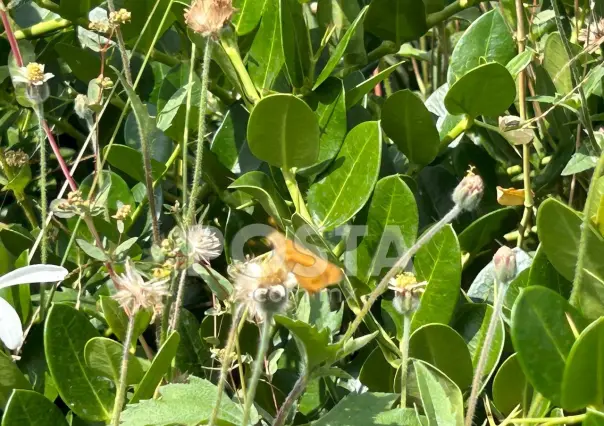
[[452, 168, 484, 211], [493, 246, 516, 283]]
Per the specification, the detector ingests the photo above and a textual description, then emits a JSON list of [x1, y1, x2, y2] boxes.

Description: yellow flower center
[[26, 63, 45, 83], [392, 272, 417, 290]]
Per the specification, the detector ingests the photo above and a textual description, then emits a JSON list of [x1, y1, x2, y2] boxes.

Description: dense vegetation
[[1, 0, 604, 425]]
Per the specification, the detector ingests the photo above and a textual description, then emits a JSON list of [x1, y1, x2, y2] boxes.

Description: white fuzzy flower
[[0, 265, 68, 350], [187, 225, 222, 264], [229, 256, 297, 320], [12, 62, 54, 86], [113, 260, 170, 317]]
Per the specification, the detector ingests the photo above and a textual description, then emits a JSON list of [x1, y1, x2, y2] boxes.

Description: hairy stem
[[273, 372, 309, 426], [182, 44, 197, 206], [342, 205, 462, 344], [111, 311, 136, 426], [208, 306, 244, 426], [34, 104, 49, 316], [186, 39, 212, 225], [465, 280, 506, 426], [399, 313, 411, 408], [242, 315, 274, 426], [106, 0, 133, 85], [168, 269, 187, 334]]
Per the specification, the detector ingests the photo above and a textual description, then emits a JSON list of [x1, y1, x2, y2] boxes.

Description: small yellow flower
[[98, 76, 114, 89], [112, 204, 132, 221], [389, 272, 426, 315], [13, 62, 54, 86], [109, 8, 131, 25], [88, 19, 110, 33]]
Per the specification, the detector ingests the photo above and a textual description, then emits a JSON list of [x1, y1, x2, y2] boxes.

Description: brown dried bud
[[452, 168, 484, 211], [493, 246, 516, 283], [4, 150, 29, 168], [184, 0, 234, 37]]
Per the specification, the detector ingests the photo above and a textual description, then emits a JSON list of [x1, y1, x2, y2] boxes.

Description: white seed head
[[187, 225, 222, 264], [113, 260, 170, 317]]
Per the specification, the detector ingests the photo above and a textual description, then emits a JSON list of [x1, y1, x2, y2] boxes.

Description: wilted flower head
[[4, 150, 29, 168], [187, 225, 222, 264], [452, 166, 484, 211], [493, 246, 516, 284], [578, 19, 604, 54], [74, 94, 93, 120], [89, 19, 111, 33], [12, 62, 54, 86], [184, 0, 235, 37], [229, 255, 297, 320], [389, 272, 426, 315], [109, 8, 131, 26], [113, 260, 170, 317]]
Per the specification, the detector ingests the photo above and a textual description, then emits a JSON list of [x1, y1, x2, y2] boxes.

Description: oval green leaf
[[307, 121, 382, 231], [445, 62, 516, 118], [0, 351, 31, 409], [2, 390, 68, 426], [365, 0, 427, 46], [84, 337, 145, 385], [381, 89, 440, 166], [233, 0, 265, 35], [247, 94, 320, 168], [511, 286, 587, 405], [492, 354, 530, 416], [280, 0, 312, 88], [44, 304, 113, 421]]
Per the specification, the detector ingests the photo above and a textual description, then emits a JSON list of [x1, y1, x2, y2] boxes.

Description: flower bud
[[493, 246, 516, 283], [452, 168, 484, 211], [184, 0, 235, 37]]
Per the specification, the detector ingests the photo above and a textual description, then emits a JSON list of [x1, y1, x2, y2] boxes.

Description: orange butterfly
[[267, 231, 342, 294]]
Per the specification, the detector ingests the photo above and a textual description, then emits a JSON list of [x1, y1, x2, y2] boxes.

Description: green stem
[[440, 115, 473, 149], [366, 41, 398, 64], [399, 313, 411, 408], [219, 32, 260, 105], [342, 205, 462, 345], [500, 414, 585, 425], [282, 168, 313, 224], [34, 104, 49, 317], [182, 44, 197, 206], [464, 279, 506, 426], [111, 311, 136, 426], [186, 39, 212, 225], [242, 314, 274, 426], [273, 371, 309, 426], [11, 18, 72, 39], [106, 0, 133, 85], [426, 0, 489, 27], [208, 306, 244, 426], [168, 269, 187, 334]]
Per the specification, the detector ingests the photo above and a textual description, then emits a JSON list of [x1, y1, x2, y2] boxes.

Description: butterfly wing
[[0, 265, 68, 290], [0, 297, 23, 350]]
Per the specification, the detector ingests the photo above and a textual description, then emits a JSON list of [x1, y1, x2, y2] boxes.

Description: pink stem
[[0, 4, 23, 67], [41, 121, 78, 191]]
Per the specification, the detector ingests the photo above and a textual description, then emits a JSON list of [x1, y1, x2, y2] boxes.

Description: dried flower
[[578, 19, 604, 54], [112, 204, 132, 221], [493, 246, 516, 284], [113, 260, 170, 317], [229, 256, 297, 320], [109, 8, 131, 26], [50, 190, 104, 219], [452, 166, 484, 211], [187, 225, 222, 264], [89, 19, 111, 33], [389, 272, 426, 315], [184, 0, 235, 37], [74, 94, 93, 120], [12, 62, 54, 86], [4, 150, 29, 168]]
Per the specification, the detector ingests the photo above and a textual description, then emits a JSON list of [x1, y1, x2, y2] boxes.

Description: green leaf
[[381, 90, 440, 166], [373, 408, 426, 426], [458, 207, 518, 254], [313, 7, 368, 89], [229, 171, 291, 228], [542, 32, 581, 95], [76, 239, 108, 262], [0, 351, 31, 409], [445, 63, 516, 117], [511, 286, 587, 405], [84, 337, 144, 385], [233, 0, 266, 34], [447, 9, 516, 84], [349, 176, 417, 283], [585, 409, 604, 426], [1, 390, 68, 426], [248, 0, 284, 92], [365, 0, 427, 46], [506, 49, 533, 78], [413, 359, 464, 426], [562, 317, 604, 411], [561, 149, 598, 176], [191, 264, 233, 300], [175, 309, 208, 376], [452, 304, 504, 387], [3, 164, 31, 193], [44, 304, 113, 421], [537, 198, 604, 319], [409, 324, 473, 391], [280, 0, 312, 88], [100, 297, 152, 350], [55, 43, 115, 83], [307, 121, 382, 231], [122, 376, 243, 426], [120, 0, 176, 52], [80, 171, 135, 212], [131, 332, 180, 404], [103, 145, 167, 183], [210, 104, 260, 174], [311, 392, 399, 426], [412, 225, 461, 330], [317, 0, 367, 65], [345, 61, 404, 109], [274, 315, 338, 371], [247, 94, 320, 168], [492, 354, 530, 416], [360, 347, 397, 392], [527, 245, 572, 299], [300, 78, 347, 177]]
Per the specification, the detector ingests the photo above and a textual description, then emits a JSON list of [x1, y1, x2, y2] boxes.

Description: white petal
[[0, 298, 22, 350], [43, 73, 54, 82], [0, 265, 68, 289], [12, 76, 28, 84]]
